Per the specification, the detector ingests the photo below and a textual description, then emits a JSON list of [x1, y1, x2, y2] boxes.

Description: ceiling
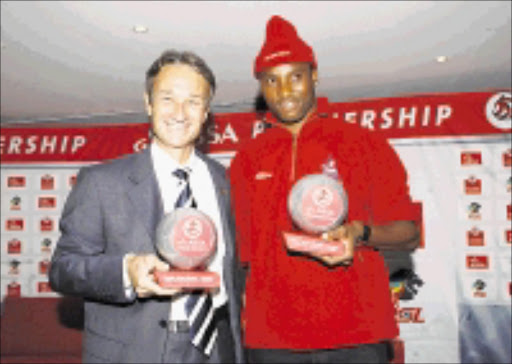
[[1, 1, 511, 123]]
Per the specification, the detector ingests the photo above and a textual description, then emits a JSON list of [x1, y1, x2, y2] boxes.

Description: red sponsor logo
[[38, 259, 51, 275], [503, 149, 512, 167], [7, 239, 22, 254], [38, 196, 57, 209], [40, 174, 55, 190], [6, 218, 24, 231], [464, 176, 482, 195], [506, 229, 512, 245], [7, 176, 26, 188], [461, 151, 482, 166], [69, 175, 77, 187], [507, 204, 511, 220], [467, 228, 485, 246], [40, 217, 54, 232], [37, 281, 53, 293], [7, 281, 21, 297], [466, 255, 489, 270]]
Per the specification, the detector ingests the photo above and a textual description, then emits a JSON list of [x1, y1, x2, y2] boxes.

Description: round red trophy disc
[[284, 174, 350, 257], [288, 174, 348, 234], [154, 208, 219, 288]]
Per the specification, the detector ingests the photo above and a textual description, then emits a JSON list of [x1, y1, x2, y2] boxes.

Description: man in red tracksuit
[[229, 15, 420, 363]]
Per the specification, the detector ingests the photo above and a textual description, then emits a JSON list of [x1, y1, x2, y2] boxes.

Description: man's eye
[[291, 73, 303, 82], [188, 99, 203, 107], [266, 78, 276, 85]]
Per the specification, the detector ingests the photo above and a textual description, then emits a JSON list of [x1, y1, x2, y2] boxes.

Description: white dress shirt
[[124, 142, 227, 320]]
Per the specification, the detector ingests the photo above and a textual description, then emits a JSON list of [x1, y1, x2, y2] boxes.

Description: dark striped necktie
[[173, 168, 197, 209], [172, 168, 217, 356]]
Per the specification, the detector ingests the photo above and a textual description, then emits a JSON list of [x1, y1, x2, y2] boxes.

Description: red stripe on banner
[[1, 123, 150, 163], [327, 91, 511, 139], [203, 91, 511, 153], [1, 91, 510, 163]]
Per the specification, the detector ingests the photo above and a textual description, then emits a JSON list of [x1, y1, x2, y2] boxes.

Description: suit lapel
[[125, 148, 163, 245]]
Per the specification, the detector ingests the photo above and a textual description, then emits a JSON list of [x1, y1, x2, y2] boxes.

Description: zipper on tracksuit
[[290, 134, 298, 182]]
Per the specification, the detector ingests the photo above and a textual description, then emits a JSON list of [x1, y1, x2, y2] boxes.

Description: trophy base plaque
[[154, 270, 220, 288], [283, 231, 349, 256]]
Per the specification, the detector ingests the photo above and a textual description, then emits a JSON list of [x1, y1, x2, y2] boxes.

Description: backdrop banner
[[1, 91, 510, 163]]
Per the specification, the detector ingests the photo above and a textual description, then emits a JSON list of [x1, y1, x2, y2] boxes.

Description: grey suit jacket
[[49, 148, 244, 363]]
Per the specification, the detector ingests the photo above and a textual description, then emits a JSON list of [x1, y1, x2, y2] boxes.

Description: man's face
[[259, 62, 317, 124], [145, 64, 210, 154]]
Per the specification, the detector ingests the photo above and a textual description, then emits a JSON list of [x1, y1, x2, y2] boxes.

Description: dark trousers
[[161, 307, 235, 364], [246, 342, 392, 364]]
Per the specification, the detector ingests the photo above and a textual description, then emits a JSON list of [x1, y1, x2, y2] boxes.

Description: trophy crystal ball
[[154, 208, 220, 288], [284, 169, 351, 257]]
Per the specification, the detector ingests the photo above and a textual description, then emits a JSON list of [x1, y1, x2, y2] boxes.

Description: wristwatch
[[362, 225, 372, 241], [358, 225, 372, 246]]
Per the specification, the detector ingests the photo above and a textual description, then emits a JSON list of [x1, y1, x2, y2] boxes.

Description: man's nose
[[278, 80, 292, 98], [173, 102, 187, 121]]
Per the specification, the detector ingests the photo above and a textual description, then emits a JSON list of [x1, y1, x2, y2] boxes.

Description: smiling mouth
[[165, 119, 189, 129], [279, 99, 300, 112]]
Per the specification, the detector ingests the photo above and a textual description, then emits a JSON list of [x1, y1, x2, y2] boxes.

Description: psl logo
[[10, 196, 21, 210], [472, 279, 487, 298], [9, 259, 21, 275], [486, 92, 511, 130], [41, 238, 53, 252], [133, 138, 149, 152], [467, 202, 482, 220]]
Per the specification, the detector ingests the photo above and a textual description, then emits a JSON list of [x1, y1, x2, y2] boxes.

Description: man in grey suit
[[49, 50, 243, 364]]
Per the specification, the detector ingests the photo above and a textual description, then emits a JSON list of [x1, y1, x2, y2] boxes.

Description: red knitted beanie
[[254, 15, 317, 77]]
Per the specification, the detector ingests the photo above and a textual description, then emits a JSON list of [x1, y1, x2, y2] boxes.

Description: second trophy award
[[154, 208, 220, 288], [284, 173, 352, 258]]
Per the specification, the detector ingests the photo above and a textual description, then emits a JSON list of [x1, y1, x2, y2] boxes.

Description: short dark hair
[[145, 49, 216, 101]]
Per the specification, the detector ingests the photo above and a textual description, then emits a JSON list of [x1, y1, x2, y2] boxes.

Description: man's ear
[[144, 93, 152, 117], [312, 69, 318, 85], [202, 107, 210, 125]]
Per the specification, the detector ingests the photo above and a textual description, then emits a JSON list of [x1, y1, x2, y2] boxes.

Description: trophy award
[[284, 162, 351, 259], [154, 208, 220, 288]]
